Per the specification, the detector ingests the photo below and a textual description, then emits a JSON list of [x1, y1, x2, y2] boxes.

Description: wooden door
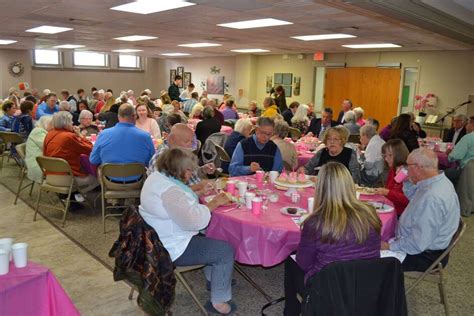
[[324, 67, 401, 129]]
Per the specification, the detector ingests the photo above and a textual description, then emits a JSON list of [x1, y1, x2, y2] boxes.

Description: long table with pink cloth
[[0, 261, 80, 315], [206, 174, 397, 267]]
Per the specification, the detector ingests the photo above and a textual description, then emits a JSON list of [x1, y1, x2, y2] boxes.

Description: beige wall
[[0, 50, 32, 97]]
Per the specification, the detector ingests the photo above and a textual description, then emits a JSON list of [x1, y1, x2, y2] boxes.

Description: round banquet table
[[436, 151, 456, 170], [220, 125, 233, 135], [297, 151, 314, 169], [0, 261, 80, 315], [206, 175, 397, 267]]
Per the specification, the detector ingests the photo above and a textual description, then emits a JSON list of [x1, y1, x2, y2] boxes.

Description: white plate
[[368, 202, 394, 214], [274, 176, 314, 189], [280, 207, 306, 217]]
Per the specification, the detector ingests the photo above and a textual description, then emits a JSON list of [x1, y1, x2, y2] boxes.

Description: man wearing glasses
[[381, 148, 460, 272], [229, 117, 283, 176]]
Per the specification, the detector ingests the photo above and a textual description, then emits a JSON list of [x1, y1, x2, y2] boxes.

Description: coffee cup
[[269, 171, 279, 183], [307, 197, 315, 213], [12, 243, 28, 268], [255, 170, 265, 183], [245, 192, 256, 209], [0, 249, 9, 275], [226, 180, 237, 195], [394, 167, 408, 183], [251, 197, 263, 215], [237, 181, 248, 196]]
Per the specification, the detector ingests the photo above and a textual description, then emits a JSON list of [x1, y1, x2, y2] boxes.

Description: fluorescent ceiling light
[[342, 43, 402, 49], [291, 33, 356, 41], [231, 49, 270, 53], [218, 18, 292, 29], [161, 53, 190, 56], [112, 49, 143, 53], [0, 40, 17, 45], [178, 43, 222, 48], [111, 0, 195, 15], [26, 25, 73, 34], [54, 44, 85, 49], [114, 35, 157, 41]]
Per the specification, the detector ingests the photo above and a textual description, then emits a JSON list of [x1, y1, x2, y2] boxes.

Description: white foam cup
[[12, 243, 28, 268]]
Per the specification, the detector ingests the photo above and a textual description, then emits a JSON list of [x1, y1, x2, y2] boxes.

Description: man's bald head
[[168, 123, 194, 148], [407, 147, 439, 184], [118, 103, 136, 123]]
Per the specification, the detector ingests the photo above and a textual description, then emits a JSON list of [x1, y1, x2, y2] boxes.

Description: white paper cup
[[356, 191, 361, 200], [269, 171, 279, 183], [0, 249, 9, 275], [307, 197, 315, 213], [245, 192, 256, 209], [12, 243, 28, 268], [237, 181, 248, 196], [0, 238, 14, 261]]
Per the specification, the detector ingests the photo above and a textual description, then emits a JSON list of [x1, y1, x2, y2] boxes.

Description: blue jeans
[[174, 235, 234, 304]]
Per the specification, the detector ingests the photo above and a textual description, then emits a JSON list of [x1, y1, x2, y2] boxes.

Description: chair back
[[15, 143, 26, 160], [223, 120, 235, 128], [201, 132, 228, 166], [288, 128, 302, 140], [36, 156, 75, 187], [214, 143, 230, 163], [99, 163, 146, 191], [348, 134, 360, 144], [193, 140, 201, 155], [0, 131, 23, 145]]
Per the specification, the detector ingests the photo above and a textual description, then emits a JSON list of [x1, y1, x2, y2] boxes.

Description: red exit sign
[[313, 52, 325, 61]]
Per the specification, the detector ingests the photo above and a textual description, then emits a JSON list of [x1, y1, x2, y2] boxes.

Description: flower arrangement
[[414, 93, 436, 116]]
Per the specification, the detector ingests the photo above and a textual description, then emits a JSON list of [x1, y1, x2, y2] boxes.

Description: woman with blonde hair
[[354, 106, 366, 126], [135, 103, 161, 139], [284, 161, 381, 315], [290, 104, 309, 134], [189, 103, 204, 119]]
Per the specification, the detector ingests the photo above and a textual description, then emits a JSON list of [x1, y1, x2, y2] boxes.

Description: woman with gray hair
[[78, 110, 99, 136], [343, 110, 360, 134], [43, 111, 99, 194], [272, 120, 298, 169], [221, 118, 253, 173], [25, 115, 54, 183], [139, 148, 237, 314], [359, 124, 385, 187]]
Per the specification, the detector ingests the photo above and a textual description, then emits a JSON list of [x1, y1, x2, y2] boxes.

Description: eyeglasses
[[257, 130, 273, 137], [326, 137, 341, 142]]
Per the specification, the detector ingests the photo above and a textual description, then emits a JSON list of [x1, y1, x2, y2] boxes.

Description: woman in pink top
[[354, 107, 366, 126], [135, 103, 161, 139]]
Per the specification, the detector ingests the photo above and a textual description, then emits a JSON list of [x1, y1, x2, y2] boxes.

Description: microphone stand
[[435, 101, 471, 138]]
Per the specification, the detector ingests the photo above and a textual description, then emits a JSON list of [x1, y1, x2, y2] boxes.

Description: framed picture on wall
[[266, 76, 273, 93], [207, 75, 225, 95], [183, 72, 192, 89], [170, 69, 177, 86], [274, 73, 283, 84], [177, 66, 184, 88], [293, 76, 301, 96], [282, 73, 293, 85], [283, 86, 292, 97]]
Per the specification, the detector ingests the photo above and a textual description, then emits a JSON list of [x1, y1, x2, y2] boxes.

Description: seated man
[[443, 114, 467, 145], [90, 103, 155, 175], [445, 119, 474, 185], [381, 148, 460, 272], [229, 117, 283, 176], [307, 107, 338, 138], [0, 100, 16, 131], [36, 93, 59, 119], [148, 123, 215, 195]]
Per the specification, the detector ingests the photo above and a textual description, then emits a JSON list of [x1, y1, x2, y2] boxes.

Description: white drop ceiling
[[0, 0, 472, 57]]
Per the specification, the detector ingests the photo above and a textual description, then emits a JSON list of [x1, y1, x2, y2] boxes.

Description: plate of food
[[280, 207, 307, 217], [355, 185, 376, 195], [367, 201, 394, 214], [274, 170, 314, 188]]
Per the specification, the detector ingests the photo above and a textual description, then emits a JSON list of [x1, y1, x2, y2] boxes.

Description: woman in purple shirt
[[220, 100, 238, 121], [284, 161, 381, 315]]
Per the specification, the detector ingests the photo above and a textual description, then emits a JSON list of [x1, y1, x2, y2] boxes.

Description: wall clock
[[9, 61, 24, 77]]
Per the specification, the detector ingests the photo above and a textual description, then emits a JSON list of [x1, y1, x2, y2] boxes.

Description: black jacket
[[443, 127, 466, 145], [282, 109, 294, 126], [302, 258, 407, 316], [307, 118, 338, 137], [168, 83, 181, 102], [274, 94, 288, 113]]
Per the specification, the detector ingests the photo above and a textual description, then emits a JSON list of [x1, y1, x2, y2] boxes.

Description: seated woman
[[359, 124, 385, 187], [139, 148, 236, 314], [373, 139, 410, 216], [43, 112, 99, 194], [272, 120, 298, 170], [189, 103, 204, 120], [247, 100, 260, 117], [78, 110, 99, 136], [284, 162, 381, 315], [354, 106, 366, 126], [342, 110, 360, 135], [290, 104, 309, 135], [196, 107, 222, 150], [25, 116, 53, 183], [221, 118, 253, 173], [302, 126, 360, 183], [261, 97, 279, 119], [12, 100, 35, 141], [135, 103, 162, 139], [220, 100, 239, 121], [389, 113, 419, 152]]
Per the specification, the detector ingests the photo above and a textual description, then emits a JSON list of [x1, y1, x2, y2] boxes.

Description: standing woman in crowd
[[273, 85, 287, 113]]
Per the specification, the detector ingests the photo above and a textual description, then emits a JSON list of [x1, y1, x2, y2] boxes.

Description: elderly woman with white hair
[[43, 111, 99, 194], [291, 104, 310, 134], [354, 106, 366, 126], [78, 110, 99, 136], [190, 103, 204, 119], [59, 100, 79, 125], [272, 120, 298, 169], [343, 110, 360, 134], [25, 115, 54, 183], [359, 124, 385, 187], [221, 118, 253, 173]]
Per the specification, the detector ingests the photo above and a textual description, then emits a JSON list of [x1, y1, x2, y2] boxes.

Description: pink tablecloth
[[437, 151, 456, 170], [0, 261, 80, 316], [297, 151, 314, 169], [220, 125, 233, 135], [206, 175, 397, 267]]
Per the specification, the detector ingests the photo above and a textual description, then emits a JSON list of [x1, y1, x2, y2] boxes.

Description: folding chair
[[348, 134, 361, 144], [405, 218, 466, 315], [34, 156, 78, 227], [193, 140, 201, 156], [288, 127, 302, 140], [129, 265, 207, 315], [0, 131, 23, 170], [99, 163, 146, 233], [213, 142, 230, 177], [14, 143, 35, 204]]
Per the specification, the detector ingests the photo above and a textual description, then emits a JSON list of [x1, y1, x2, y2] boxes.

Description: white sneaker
[[74, 193, 86, 203]]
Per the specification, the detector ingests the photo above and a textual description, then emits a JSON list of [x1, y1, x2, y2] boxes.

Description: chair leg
[[62, 188, 74, 227], [102, 191, 106, 234], [29, 181, 35, 196], [128, 287, 135, 300], [34, 189, 42, 221], [175, 271, 208, 316], [438, 267, 449, 315], [14, 169, 25, 205]]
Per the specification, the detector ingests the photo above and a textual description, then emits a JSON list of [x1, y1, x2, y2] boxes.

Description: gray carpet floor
[[1, 160, 473, 315]]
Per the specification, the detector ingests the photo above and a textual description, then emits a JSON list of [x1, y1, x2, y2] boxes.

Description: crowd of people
[[1, 79, 472, 315]]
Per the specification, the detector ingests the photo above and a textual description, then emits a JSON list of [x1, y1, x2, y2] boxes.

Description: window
[[73, 51, 108, 67], [34, 49, 60, 65], [119, 55, 141, 68]]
